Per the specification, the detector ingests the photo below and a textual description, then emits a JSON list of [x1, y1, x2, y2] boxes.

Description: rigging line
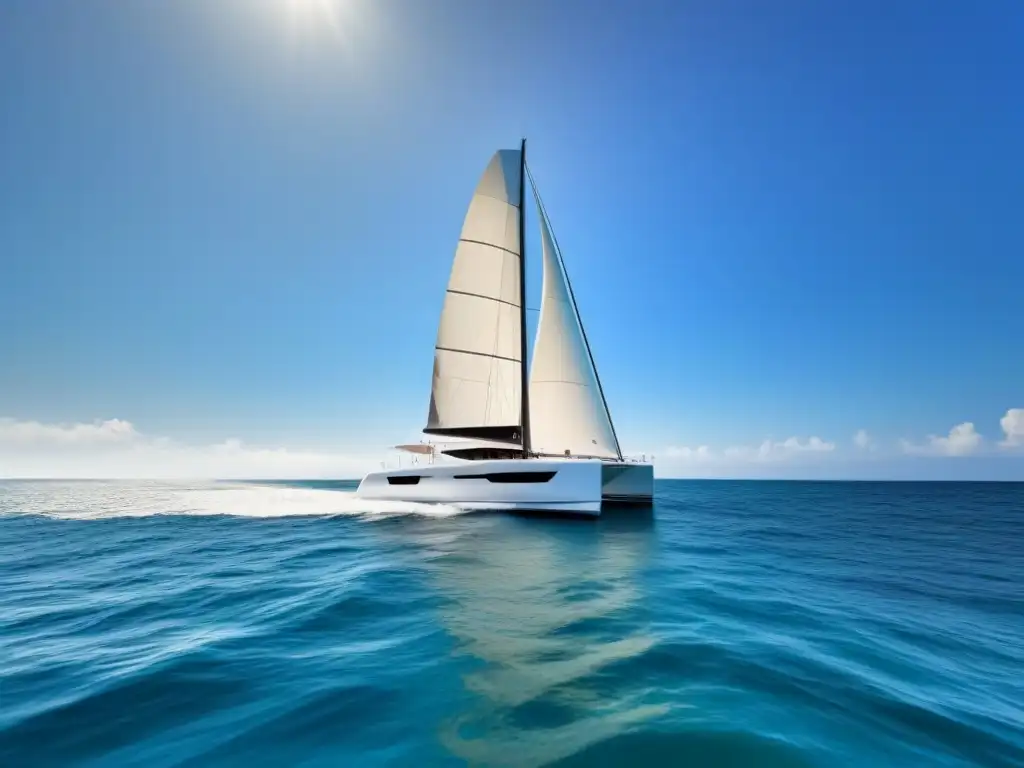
[[525, 163, 623, 461]]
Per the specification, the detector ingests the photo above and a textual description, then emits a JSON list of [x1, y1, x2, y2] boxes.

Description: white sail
[[425, 149, 524, 443], [527, 172, 621, 459]]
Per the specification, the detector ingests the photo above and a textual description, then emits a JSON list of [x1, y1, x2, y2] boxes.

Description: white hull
[[356, 458, 604, 516], [600, 462, 655, 506], [356, 458, 654, 517]]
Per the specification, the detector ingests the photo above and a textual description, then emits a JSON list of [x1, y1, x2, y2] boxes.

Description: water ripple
[[0, 480, 1022, 766]]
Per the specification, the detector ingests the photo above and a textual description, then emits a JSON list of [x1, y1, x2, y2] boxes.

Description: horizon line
[[2, 477, 1022, 484]]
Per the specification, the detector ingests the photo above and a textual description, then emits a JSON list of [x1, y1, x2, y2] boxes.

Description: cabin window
[[387, 475, 421, 485], [453, 471, 557, 484]]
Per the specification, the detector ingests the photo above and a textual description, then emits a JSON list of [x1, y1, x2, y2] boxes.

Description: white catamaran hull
[[600, 462, 655, 506], [356, 459, 605, 516], [356, 458, 654, 517]]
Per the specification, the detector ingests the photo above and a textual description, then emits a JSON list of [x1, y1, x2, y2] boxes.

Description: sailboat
[[355, 141, 654, 516]]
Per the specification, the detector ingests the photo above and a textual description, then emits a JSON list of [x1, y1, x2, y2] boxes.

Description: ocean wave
[[1, 480, 1022, 766]]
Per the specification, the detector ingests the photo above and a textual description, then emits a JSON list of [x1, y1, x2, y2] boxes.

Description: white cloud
[[771, 436, 835, 454], [7, 407, 1020, 481], [743, 436, 835, 462], [999, 408, 1024, 448], [0, 418, 138, 445], [654, 408, 1022, 479], [901, 421, 983, 457], [665, 444, 712, 461], [0, 418, 375, 479], [662, 436, 835, 465]]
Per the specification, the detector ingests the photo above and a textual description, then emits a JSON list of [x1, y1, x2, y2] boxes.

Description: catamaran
[[356, 140, 653, 516]]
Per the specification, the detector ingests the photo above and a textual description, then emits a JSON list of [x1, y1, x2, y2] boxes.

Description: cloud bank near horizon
[[0, 417, 375, 479], [1, 408, 1021, 480], [649, 409, 1022, 480]]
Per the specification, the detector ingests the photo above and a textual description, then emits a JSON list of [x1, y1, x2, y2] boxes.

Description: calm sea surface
[[1, 479, 1021, 767]]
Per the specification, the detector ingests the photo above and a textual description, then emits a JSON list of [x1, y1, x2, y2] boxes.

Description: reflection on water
[[421, 511, 666, 766]]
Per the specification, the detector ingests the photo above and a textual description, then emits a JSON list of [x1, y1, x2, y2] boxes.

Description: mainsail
[[526, 167, 622, 460], [424, 145, 528, 445]]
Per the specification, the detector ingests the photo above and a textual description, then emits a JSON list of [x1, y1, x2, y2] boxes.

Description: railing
[[378, 444, 654, 469]]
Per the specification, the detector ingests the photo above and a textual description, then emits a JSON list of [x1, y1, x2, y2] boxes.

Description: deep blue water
[[1, 479, 1022, 767]]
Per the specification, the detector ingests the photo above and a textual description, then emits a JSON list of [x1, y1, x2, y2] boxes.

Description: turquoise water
[[1, 480, 1021, 767]]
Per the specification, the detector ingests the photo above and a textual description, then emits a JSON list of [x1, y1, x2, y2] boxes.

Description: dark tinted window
[[387, 475, 420, 485], [453, 471, 556, 484]]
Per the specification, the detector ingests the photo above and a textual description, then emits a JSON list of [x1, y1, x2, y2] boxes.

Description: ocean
[[0, 479, 1021, 767]]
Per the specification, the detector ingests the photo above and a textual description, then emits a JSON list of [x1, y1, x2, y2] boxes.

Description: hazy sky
[[1, 0, 1022, 478]]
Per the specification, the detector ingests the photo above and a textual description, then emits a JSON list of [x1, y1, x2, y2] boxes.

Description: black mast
[[518, 138, 531, 458], [527, 164, 623, 461]]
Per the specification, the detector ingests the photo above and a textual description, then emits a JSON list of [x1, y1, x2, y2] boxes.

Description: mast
[[518, 138, 531, 457], [527, 165, 623, 461]]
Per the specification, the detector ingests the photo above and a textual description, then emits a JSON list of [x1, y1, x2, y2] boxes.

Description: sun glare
[[285, 0, 348, 34], [278, 0, 374, 58]]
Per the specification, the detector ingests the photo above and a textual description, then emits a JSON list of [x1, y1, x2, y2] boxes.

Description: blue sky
[[1, 0, 1022, 478]]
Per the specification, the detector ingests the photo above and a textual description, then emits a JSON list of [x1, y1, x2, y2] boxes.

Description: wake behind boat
[[356, 140, 653, 516]]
